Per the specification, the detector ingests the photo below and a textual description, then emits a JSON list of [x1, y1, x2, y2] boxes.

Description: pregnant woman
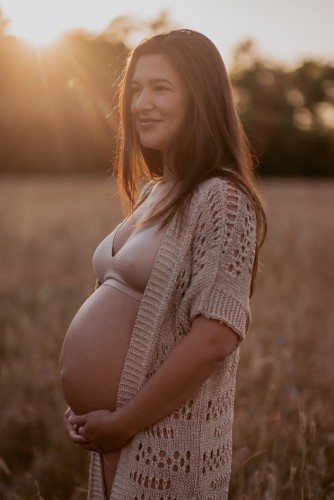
[[59, 29, 267, 499]]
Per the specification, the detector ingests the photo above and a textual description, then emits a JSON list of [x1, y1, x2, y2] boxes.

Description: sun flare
[[14, 25, 63, 47], [1, 1, 78, 47]]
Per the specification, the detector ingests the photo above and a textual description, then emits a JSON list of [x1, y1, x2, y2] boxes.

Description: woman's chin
[[140, 140, 163, 151]]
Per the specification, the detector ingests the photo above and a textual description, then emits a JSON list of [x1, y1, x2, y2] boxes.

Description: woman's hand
[[63, 407, 101, 452], [67, 408, 132, 453]]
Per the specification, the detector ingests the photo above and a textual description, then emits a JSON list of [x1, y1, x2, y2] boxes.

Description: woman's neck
[[161, 158, 176, 183]]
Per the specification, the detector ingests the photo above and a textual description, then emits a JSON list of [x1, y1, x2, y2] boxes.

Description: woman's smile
[[137, 117, 163, 129]]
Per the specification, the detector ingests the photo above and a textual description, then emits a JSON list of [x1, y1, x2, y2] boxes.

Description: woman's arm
[[68, 315, 238, 452]]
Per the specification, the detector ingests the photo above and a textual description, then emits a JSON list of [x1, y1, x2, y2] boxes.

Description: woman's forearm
[[117, 316, 238, 440]]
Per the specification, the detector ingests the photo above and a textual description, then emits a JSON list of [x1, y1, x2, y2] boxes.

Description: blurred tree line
[[231, 40, 334, 176], [0, 9, 333, 176]]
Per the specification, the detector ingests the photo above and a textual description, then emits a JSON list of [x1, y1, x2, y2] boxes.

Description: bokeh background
[[0, 1, 333, 498]]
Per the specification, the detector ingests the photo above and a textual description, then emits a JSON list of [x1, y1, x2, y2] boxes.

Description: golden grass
[[0, 176, 333, 499]]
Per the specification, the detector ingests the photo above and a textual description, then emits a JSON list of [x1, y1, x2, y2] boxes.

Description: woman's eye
[[131, 87, 141, 95], [155, 86, 168, 92]]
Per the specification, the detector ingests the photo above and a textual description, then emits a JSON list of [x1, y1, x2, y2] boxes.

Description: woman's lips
[[138, 118, 162, 128]]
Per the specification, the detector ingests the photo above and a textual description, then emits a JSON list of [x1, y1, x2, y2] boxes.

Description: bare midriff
[[59, 284, 140, 415]]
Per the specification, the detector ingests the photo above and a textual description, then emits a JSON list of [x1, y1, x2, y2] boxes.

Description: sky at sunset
[[1, 0, 333, 68]]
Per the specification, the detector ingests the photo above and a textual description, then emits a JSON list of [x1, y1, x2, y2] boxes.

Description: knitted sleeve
[[188, 179, 257, 340]]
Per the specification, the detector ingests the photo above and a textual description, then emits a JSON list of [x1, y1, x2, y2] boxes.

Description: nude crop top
[[92, 218, 169, 301]]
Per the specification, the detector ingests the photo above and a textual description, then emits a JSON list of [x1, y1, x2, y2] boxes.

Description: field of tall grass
[[0, 176, 333, 499]]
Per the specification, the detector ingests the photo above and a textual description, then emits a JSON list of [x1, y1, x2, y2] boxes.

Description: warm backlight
[[1, 1, 76, 47], [14, 25, 62, 47]]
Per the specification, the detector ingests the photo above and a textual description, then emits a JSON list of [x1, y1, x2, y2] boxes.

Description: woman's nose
[[135, 89, 154, 111]]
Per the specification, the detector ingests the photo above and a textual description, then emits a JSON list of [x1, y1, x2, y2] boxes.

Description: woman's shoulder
[[197, 176, 230, 191], [195, 176, 245, 201], [194, 176, 256, 221]]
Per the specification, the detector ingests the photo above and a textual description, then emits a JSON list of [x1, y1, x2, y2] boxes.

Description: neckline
[[111, 218, 162, 259]]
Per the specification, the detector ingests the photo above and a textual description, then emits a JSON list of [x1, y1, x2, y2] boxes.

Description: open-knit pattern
[[88, 177, 257, 499]]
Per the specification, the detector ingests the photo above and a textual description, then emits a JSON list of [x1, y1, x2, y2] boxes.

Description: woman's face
[[130, 54, 190, 156]]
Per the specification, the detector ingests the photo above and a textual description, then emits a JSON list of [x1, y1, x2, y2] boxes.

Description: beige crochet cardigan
[[88, 177, 257, 499]]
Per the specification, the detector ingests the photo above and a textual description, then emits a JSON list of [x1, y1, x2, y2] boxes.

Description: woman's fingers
[[69, 427, 88, 444], [68, 414, 87, 426], [63, 409, 88, 444]]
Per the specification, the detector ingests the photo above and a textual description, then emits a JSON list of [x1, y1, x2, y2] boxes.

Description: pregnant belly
[[59, 285, 140, 414]]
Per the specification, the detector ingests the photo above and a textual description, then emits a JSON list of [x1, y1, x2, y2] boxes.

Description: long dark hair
[[116, 29, 267, 295]]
